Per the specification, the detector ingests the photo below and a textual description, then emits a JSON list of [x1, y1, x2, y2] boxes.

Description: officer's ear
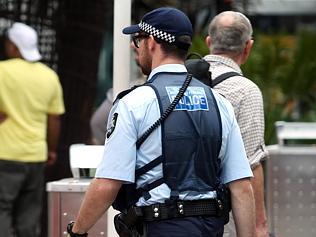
[[147, 35, 157, 51]]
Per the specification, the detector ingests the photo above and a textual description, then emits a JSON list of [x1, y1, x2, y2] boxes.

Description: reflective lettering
[[166, 86, 209, 111]]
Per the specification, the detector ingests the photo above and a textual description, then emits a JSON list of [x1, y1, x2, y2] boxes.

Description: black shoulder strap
[[212, 71, 241, 87], [113, 82, 149, 104]]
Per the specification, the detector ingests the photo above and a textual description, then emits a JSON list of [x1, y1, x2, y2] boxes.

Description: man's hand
[[0, 112, 7, 123], [47, 150, 57, 165], [256, 223, 269, 237], [72, 178, 122, 234]]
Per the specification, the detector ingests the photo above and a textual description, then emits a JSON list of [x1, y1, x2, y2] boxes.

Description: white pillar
[[113, 0, 132, 98], [107, 1, 131, 236]]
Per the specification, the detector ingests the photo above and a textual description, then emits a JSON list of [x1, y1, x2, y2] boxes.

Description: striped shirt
[[204, 55, 268, 167]]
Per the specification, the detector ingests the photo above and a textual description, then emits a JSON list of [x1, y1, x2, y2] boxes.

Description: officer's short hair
[[156, 35, 192, 60]]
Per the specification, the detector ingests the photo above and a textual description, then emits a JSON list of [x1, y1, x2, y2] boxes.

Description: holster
[[114, 206, 144, 237], [216, 184, 232, 224]]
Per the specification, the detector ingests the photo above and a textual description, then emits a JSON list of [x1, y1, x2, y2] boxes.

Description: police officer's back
[[68, 7, 255, 237]]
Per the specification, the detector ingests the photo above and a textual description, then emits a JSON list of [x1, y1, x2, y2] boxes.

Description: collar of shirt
[[203, 54, 243, 75], [147, 64, 187, 81]]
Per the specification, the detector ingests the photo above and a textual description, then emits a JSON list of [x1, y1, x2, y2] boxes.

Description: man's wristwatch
[[67, 221, 88, 237]]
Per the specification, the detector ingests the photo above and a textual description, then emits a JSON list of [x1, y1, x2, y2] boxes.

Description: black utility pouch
[[113, 183, 139, 212], [185, 53, 212, 86]]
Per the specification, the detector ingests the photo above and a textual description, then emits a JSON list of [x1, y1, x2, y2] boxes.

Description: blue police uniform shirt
[[95, 64, 253, 206]]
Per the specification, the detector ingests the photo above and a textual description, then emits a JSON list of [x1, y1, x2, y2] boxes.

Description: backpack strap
[[212, 71, 241, 87]]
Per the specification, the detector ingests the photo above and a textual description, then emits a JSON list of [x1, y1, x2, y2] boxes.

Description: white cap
[[7, 22, 42, 62]]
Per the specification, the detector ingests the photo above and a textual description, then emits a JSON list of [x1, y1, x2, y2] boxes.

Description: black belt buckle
[[216, 199, 224, 217]]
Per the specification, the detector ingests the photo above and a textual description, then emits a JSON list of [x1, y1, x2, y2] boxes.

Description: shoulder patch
[[106, 113, 118, 139]]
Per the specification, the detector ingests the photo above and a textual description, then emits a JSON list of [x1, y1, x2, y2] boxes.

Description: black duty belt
[[138, 198, 223, 222]]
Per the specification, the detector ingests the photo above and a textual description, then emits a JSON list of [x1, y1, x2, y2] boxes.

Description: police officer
[[67, 7, 255, 237]]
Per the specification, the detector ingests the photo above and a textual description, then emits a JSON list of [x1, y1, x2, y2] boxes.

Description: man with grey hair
[[204, 11, 269, 237]]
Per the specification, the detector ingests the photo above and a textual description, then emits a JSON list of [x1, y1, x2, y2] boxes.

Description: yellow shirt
[[0, 59, 65, 162]]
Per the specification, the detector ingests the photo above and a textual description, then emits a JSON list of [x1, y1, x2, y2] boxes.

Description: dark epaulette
[[113, 83, 148, 104]]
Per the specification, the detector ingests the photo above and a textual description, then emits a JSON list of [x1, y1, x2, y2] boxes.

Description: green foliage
[[189, 35, 209, 57], [243, 31, 316, 144]]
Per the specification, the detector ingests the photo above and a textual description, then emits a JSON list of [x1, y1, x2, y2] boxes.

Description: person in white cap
[[5, 22, 42, 61], [0, 22, 65, 237]]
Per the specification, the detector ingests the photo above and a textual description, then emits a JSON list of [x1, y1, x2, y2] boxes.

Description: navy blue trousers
[[144, 216, 225, 237]]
